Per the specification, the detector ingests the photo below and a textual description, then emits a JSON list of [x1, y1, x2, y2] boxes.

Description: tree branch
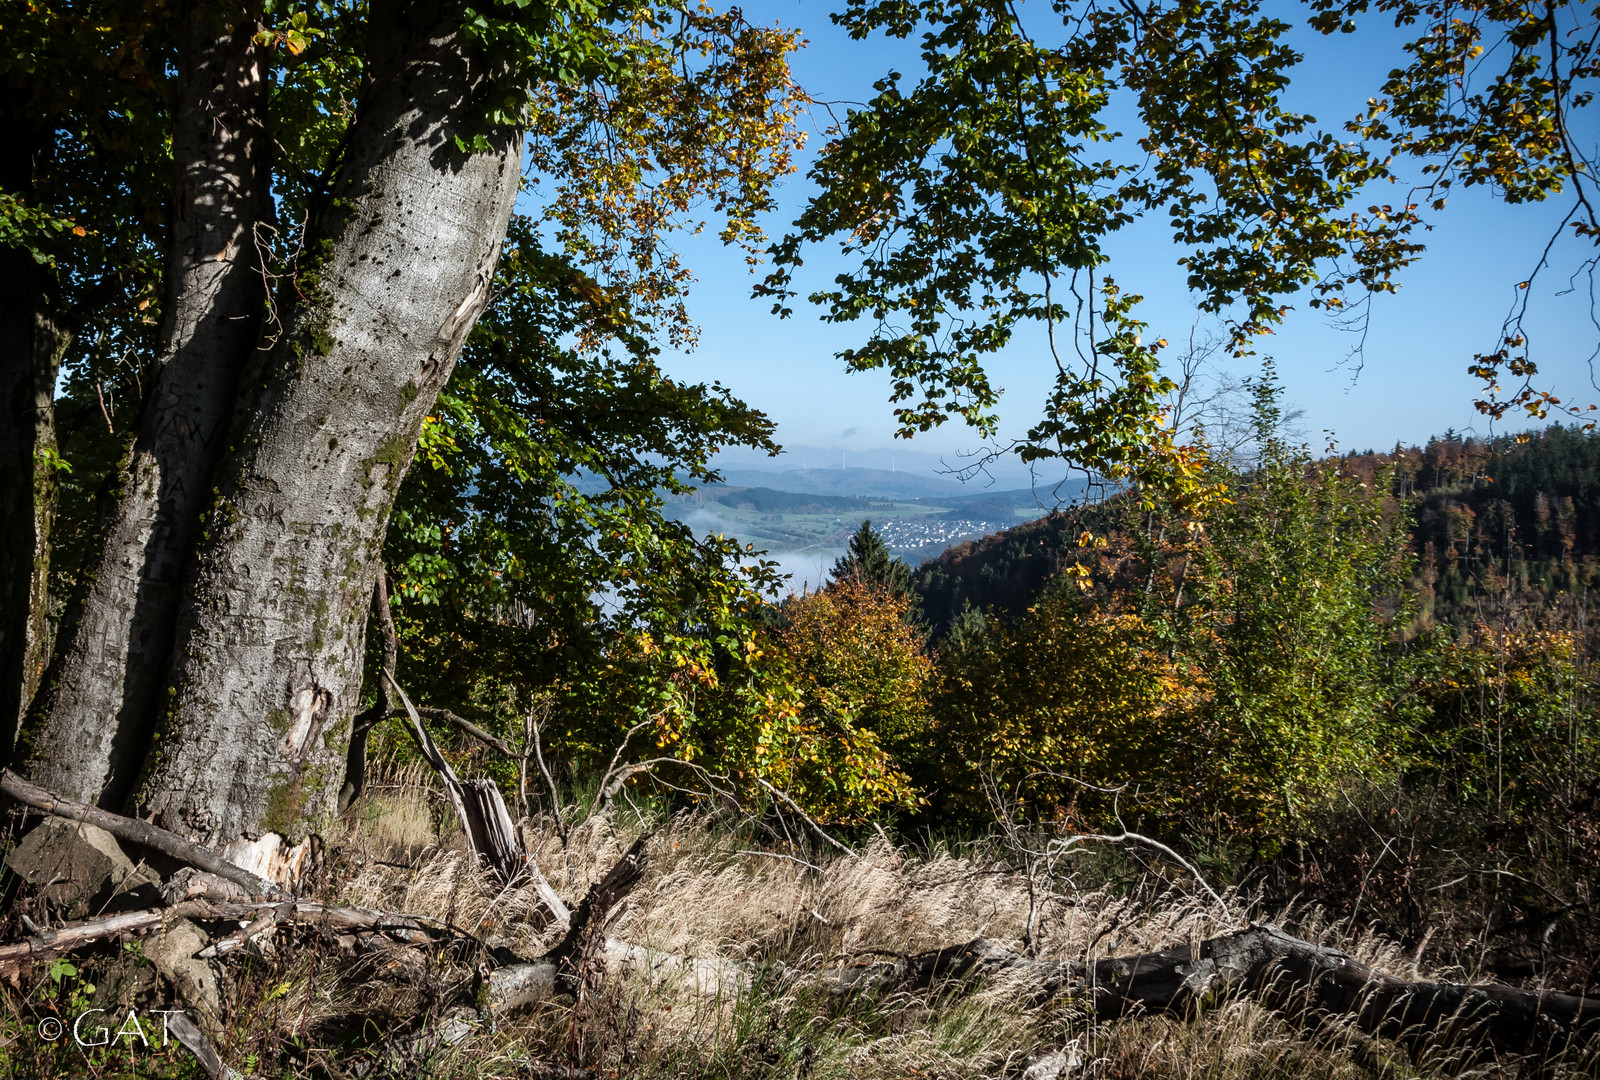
[[0, 770, 280, 899], [388, 706, 514, 757], [385, 673, 570, 927], [756, 777, 854, 856]]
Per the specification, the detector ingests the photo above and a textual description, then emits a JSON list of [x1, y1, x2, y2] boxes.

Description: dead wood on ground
[[384, 672, 570, 924], [4, 775, 1599, 1073], [818, 925, 1600, 1057], [0, 769, 280, 898]]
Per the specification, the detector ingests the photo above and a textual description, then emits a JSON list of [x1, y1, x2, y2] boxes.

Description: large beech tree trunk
[[135, 0, 521, 845], [19, 2, 270, 810]]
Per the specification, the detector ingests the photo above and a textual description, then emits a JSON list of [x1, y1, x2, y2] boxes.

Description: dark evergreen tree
[[832, 520, 912, 596]]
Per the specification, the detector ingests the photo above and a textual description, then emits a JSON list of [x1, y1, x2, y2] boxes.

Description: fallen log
[[485, 937, 748, 1016], [488, 832, 654, 1013], [486, 959, 559, 1015], [0, 898, 449, 966], [0, 770, 280, 899], [7, 886, 1596, 1063], [0, 902, 209, 963], [823, 925, 1600, 1056], [545, 832, 649, 965]]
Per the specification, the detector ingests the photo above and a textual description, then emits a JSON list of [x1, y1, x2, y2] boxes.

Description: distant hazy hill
[[715, 467, 968, 500], [713, 466, 1093, 506], [705, 487, 887, 514]]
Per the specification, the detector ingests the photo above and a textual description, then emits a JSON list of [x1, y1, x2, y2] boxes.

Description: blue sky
[[579, 0, 1600, 479]]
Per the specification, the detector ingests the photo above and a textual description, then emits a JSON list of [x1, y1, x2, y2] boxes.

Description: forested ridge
[[916, 424, 1600, 639]]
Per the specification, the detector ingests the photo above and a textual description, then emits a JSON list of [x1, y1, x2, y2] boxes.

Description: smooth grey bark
[[0, 116, 69, 759], [20, 2, 270, 809], [138, 0, 522, 846]]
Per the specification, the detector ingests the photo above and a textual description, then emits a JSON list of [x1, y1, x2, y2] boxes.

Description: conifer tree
[[832, 520, 912, 596]]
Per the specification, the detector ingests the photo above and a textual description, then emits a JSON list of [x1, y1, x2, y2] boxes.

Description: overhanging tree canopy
[[1, 0, 804, 846], [760, 0, 1599, 492]]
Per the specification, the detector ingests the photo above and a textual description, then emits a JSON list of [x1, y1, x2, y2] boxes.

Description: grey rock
[[147, 919, 225, 1046], [1021, 1042, 1084, 1079], [4, 817, 159, 915]]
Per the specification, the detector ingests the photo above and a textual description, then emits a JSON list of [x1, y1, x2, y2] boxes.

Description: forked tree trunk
[[19, 1, 270, 810], [136, 0, 521, 845]]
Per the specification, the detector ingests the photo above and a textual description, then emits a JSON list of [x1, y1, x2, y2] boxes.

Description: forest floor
[[2, 765, 1597, 1079]]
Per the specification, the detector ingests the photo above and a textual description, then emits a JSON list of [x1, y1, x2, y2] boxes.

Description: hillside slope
[[913, 426, 1600, 636]]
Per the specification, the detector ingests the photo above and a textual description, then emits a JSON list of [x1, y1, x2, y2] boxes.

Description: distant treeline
[[914, 425, 1600, 638], [709, 487, 885, 515], [1348, 426, 1600, 629]]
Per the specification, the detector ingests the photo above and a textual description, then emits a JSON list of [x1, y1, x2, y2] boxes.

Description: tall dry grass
[[299, 767, 1600, 1077], [4, 764, 1596, 1078]]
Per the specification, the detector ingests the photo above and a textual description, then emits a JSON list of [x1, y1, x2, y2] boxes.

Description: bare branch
[[381, 705, 514, 757], [586, 717, 656, 822], [385, 673, 570, 927], [0, 770, 279, 899], [756, 778, 854, 856], [593, 757, 682, 820], [1050, 830, 1228, 914]]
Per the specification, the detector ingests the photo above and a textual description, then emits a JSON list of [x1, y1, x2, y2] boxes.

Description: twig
[[95, 380, 114, 433], [587, 719, 655, 822], [529, 704, 565, 840], [383, 705, 513, 757], [1052, 830, 1228, 914], [737, 850, 824, 872], [756, 778, 854, 857], [386, 674, 570, 927], [593, 757, 682, 819], [197, 905, 287, 959]]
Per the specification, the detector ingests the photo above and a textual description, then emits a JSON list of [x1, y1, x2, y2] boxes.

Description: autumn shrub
[[1399, 616, 1599, 822], [929, 581, 1198, 823], [1164, 391, 1412, 831], [929, 373, 1414, 836], [762, 578, 929, 821]]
